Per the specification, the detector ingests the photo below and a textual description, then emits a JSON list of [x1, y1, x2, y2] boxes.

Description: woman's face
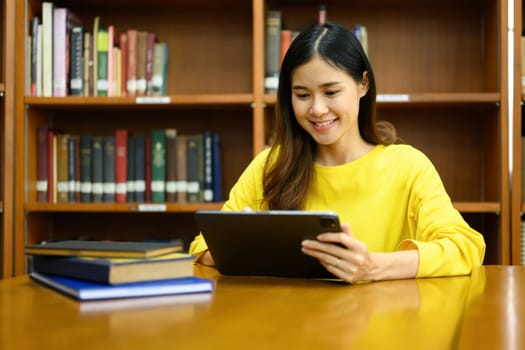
[[291, 56, 368, 150]]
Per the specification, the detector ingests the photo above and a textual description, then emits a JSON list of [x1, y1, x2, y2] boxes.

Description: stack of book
[[25, 240, 214, 301]]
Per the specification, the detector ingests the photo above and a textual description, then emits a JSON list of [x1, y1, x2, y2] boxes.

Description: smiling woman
[[189, 21, 486, 284]]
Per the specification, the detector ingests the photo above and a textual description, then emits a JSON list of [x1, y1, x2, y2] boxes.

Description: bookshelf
[[512, 0, 524, 265], [11, 0, 510, 275], [1, 0, 15, 278]]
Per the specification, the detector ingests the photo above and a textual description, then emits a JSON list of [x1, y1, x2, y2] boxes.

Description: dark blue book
[[30, 272, 214, 301]]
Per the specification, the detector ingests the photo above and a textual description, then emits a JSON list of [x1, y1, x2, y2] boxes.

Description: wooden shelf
[[24, 94, 254, 108], [454, 202, 500, 214], [24, 202, 223, 212]]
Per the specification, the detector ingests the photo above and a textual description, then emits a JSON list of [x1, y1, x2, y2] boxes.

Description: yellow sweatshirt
[[190, 144, 486, 278]]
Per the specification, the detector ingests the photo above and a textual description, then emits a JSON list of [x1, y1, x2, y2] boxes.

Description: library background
[[1, 0, 525, 278]]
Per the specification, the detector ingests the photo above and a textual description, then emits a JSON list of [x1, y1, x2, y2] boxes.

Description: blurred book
[[31, 252, 194, 284], [30, 272, 214, 301]]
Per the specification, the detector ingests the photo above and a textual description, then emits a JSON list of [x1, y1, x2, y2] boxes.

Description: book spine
[[42, 1, 54, 97], [83, 32, 92, 96], [145, 32, 156, 96], [67, 136, 77, 202], [56, 133, 70, 203], [186, 134, 203, 203], [151, 129, 166, 202], [30, 16, 40, 96], [70, 26, 84, 96], [203, 131, 214, 202], [212, 134, 222, 202], [92, 16, 100, 96], [115, 129, 128, 203], [79, 134, 92, 202], [145, 135, 152, 202], [96, 29, 109, 96], [136, 31, 148, 96], [152, 42, 168, 96], [107, 25, 115, 97], [103, 136, 116, 202], [91, 136, 104, 202], [175, 135, 187, 203], [37, 127, 49, 202], [165, 129, 177, 202], [119, 32, 128, 96], [126, 29, 138, 97], [134, 134, 146, 202], [127, 135, 136, 202], [264, 10, 282, 93]]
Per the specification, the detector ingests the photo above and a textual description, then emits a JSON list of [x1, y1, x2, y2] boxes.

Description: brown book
[[37, 126, 49, 202], [176, 135, 188, 203], [136, 31, 148, 96], [165, 128, 178, 202], [119, 32, 128, 96], [115, 129, 128, 203], [126, 29, 138, 96], [24, 240, 184, 258], [56, 133, 70, 203]]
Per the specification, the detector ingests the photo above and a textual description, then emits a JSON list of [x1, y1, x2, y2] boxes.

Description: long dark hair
[[263, 21, 397, 210]]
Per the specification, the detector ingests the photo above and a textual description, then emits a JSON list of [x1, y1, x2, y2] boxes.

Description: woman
[[190, 21, 485, 283]]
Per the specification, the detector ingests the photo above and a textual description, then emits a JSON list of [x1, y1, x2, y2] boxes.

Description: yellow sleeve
[[398, 155, 486, 277]]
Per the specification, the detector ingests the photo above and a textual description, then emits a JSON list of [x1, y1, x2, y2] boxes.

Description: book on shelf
[[96, 28, 109, 96], [24, 240, 184, 258], [83, 31, 92, 96], [30, 272, 214, 301], [119, 32, 128, 96], [69, 26, 84, 96], [126, 29, 138, 96], [53, 7, 82, 96], [136, 31, 148, 96], [151, 129, 166, 202], [115, 129, 128, 203], [30, 16, 40, 96], [212, 133, 222, 202], [41, 1, 54, 97], [102, 136, 116, 202], [175, 134, 188, 203], [37, 126, 49, 202], [165, 128, 178, 202], [186, 134, 204, 202], [92, 16, 100, 96], [152, 42, 168, 96], [203, 131, 214, 202], [56, 133, 70, 203], [31, 252, 194, 284], [91, 136, 104, 202], [145, 32, 156, 96], [264, 10, 282, 93], [79, 134, 92, 202], [67, 135, 80, 202], [353, 24, 369, 57], [134, 134, 146, 202], [107, 25, 115, 96], [126, 134, 136, 202]]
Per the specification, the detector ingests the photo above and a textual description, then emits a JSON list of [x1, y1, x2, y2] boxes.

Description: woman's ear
[[359, 71, 369, 97]]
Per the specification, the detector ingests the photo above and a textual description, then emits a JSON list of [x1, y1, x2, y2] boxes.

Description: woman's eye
[[295, 93, 309, 99], [325, 90, 339, 96]]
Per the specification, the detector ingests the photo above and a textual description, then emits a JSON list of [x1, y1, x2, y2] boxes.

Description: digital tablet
[[194, 210, 342, 279]]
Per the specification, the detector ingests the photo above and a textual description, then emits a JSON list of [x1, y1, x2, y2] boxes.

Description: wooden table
[[0, 265, 523, 350]]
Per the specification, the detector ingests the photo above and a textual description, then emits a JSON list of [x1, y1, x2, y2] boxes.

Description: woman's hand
[[301, 222, 377, 283], [301, 223, 419, 283]]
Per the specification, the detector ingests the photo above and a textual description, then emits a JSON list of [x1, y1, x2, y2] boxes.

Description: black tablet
[[194, 210, 342, 279]]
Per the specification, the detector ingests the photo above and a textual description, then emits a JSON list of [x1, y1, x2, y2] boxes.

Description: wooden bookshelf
[[1, 0, 15, 278], [512, 0, 524, 265], [11, 0, 511, 275]]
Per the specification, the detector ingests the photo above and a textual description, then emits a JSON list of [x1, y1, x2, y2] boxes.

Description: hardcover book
[[30, 272, 214, 301], [25, 240, 184, 258], [31, 252, 194, 284]]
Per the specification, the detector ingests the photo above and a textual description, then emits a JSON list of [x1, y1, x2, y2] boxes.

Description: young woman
[[190, 21, 485, 283]]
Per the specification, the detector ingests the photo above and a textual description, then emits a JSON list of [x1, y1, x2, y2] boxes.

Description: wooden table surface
[[0, 265, 523, 350]]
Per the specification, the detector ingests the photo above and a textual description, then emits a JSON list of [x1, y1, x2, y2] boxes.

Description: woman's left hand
[[301, 222, 376, 283]]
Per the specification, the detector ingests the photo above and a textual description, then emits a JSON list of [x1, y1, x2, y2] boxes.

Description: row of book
[[37, 127, 222, 204], [265, 6, 369, 93], [27, 1, 168, 97], [26, 240, 214, 303]]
